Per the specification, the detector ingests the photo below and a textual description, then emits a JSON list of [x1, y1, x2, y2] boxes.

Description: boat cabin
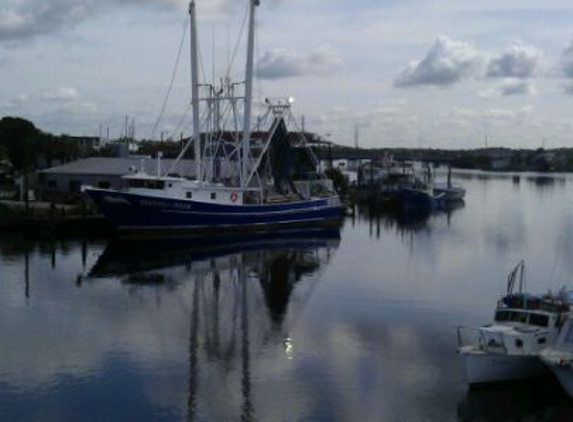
[[123, 173, 246, 205], [494, 309, 557, 328]]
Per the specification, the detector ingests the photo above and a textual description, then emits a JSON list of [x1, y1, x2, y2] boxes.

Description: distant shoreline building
[[38, 157, 197, 198]]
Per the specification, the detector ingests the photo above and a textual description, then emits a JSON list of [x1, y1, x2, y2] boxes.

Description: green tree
[[0, 117, 39, 171]]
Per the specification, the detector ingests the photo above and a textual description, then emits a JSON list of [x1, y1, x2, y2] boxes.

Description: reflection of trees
[[257, 249, 322, 327], [525, 175, 567, 192]]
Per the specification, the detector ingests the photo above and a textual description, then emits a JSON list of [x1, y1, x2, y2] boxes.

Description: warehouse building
[[38, 157, 197, 199]]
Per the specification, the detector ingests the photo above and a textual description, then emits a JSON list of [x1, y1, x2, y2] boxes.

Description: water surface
[[2, 171, 573, 421]]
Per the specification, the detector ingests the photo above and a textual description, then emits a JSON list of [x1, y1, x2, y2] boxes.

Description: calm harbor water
[[3, 171, 573, 421]]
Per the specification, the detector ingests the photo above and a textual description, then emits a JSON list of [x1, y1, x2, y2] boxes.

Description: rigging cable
[[225, 2, 250, 79], [150, 18, 189, 140]]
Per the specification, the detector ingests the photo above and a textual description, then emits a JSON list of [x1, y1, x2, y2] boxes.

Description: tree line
[[0, 117, 82, 172]]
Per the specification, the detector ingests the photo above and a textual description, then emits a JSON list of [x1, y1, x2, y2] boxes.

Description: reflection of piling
[[240, 267, 254, 422], [447, 165, 452, 189], [81, 238, 87, 268], [187, 278, 200, 422], [24, 243, 30, 299], [50, 238, 56, 269]]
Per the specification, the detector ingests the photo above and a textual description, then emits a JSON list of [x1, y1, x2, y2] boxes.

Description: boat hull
[[394, 188, 437, 210], [540, 356, 573, 398], [433, 187, 465, 202], [85, 188, 342, 234], [548, 366, 573, 398], [460, 348, 547, 385]]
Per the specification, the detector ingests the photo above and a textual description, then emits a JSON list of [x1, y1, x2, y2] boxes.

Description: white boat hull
[[549, 366, 573, 398], [460, 348, 547, 385]]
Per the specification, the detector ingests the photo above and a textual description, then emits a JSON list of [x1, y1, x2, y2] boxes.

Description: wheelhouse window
[[186, 192, 192, 199], [128, 179, 165, 189], [528, 313, 549, 327], [509, 312, 528, 323], [496, 310, 528, 324], [129, 179, 146, 188], [147, 180, 165, 189], [210, 192, 216, 200], [495, 310, 510, 322]]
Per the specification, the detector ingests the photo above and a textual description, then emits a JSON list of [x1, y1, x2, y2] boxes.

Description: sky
[[2, 0, 573, 149]]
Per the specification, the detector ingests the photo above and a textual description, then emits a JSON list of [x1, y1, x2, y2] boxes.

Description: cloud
[[42, 87, 80, 102], [499, 80, 535, 96], [483, 105, 532, 122], [0, 0, 183, 42], [480, 79, 536, 97], [564, 82, 573, 95], [3, 94, 30, 109], [394, 36, 484, 88], [486, 42, 542, 79], [561, 40, 573, 79], [257, 47, 343, 79]]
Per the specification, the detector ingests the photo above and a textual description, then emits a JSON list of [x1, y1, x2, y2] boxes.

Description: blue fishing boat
[[84, 0, 341, 234]]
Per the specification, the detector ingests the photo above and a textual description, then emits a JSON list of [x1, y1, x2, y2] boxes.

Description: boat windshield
[[128, 179, 165, 189], [495, 310, 550, 327]]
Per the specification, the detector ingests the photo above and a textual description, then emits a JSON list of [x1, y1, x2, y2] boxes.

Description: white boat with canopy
[[457, 261, 571, 385]]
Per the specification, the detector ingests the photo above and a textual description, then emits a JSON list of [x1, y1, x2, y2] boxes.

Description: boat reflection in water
[[457, 376, 573, 422], [352, 200, 465, 238], [89, 228, 340, 421]]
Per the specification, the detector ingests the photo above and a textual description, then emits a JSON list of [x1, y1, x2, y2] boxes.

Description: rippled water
[[3, 171, 573, 421]]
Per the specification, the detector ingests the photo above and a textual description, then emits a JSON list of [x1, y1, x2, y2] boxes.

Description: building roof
[[41, 157, 197, 178]]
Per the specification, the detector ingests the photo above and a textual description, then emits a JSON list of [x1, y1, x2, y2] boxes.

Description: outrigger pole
[[189, 1, 202, 182], [241, 0, 259, 188]]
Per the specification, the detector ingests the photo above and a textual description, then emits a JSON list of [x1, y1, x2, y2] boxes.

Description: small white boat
[[540, 304, 573, 398], [457, 261, 569, 385], [433, 182, 465, 202], [433, 166, 465, 202]]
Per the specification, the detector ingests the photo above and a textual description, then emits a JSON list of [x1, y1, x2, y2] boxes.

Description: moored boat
[[433, 166, 465, 202], [433, 182, 465, 202], [84, 0, 341, 234], [357, 158, 442, 210], [540, 302, 573, 398], [457, 261, 570, 385]]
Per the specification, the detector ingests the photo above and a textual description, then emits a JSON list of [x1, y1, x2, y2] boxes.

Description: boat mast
[[241, 0, 259, 188], [189, 1, 202, 182]]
